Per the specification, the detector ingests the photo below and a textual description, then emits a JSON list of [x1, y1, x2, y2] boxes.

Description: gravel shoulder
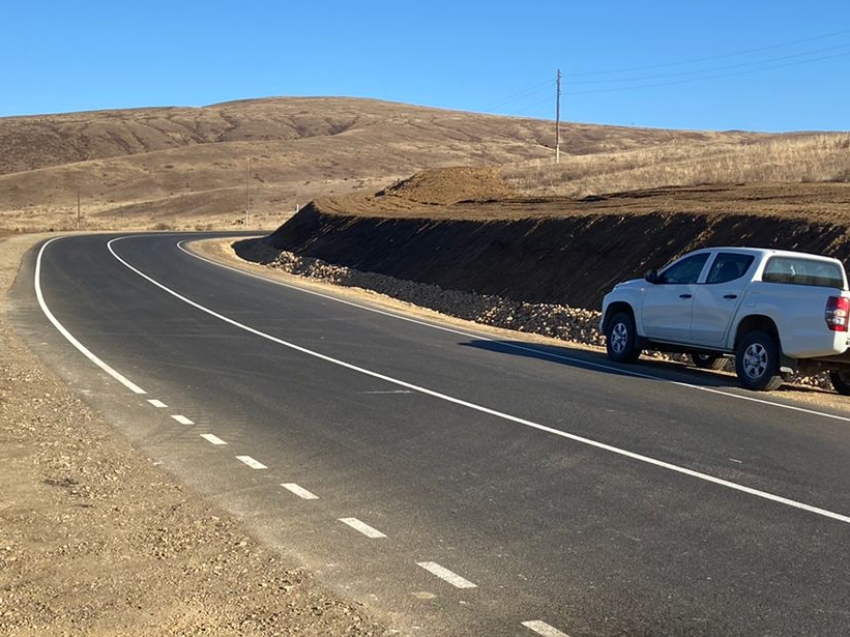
[[0, 233, 384, 636]]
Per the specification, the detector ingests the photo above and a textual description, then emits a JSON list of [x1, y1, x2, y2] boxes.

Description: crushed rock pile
[[259, 248, 831, 391]]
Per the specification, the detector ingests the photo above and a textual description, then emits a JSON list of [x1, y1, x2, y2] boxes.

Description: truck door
[[641, 252, 710, 342], [690, 252, 755, 346]]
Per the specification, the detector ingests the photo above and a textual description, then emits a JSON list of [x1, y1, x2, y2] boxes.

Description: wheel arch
[[603, 301, 636, 334], [734, 315, 781, 349]]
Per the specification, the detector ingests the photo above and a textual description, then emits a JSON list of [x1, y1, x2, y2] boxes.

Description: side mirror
[[644, 269, 659, 284]]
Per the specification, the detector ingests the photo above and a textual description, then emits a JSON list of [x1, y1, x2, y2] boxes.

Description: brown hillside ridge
[[262, 170, 850, 311], [1, 96, 806, 233]]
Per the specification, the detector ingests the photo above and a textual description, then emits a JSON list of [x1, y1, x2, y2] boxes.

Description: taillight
[[825, 296, 850, 331]]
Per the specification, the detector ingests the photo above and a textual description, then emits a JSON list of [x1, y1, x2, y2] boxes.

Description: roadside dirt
[[0, 235, 385, 636]]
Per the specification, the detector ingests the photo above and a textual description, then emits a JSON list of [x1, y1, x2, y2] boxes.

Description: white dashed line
[[416, 562, 477, 589], [147, 399, 168, 408], [200, 434, 227, 445], [522, 620, 572, 637], [281, 483, 319, 500], [338, 517, 387, 539], [171, 415, 194, 425], [236, 455, 267, 469]]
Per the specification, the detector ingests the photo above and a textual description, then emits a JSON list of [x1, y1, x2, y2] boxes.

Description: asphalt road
[[11, 233, 850, 637]]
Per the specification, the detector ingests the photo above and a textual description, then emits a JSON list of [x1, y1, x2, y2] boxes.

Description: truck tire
[[828, 370, 850, 396], [606, 312, 641, 363], [735, 330, 783, 391], [691, 353, 727, 370]]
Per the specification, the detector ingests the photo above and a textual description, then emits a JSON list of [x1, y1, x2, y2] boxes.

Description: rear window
[[762, 256, 845, 289]]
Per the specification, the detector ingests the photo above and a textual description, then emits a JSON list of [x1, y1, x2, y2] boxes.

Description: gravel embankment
[[259, 248, 832, 391]]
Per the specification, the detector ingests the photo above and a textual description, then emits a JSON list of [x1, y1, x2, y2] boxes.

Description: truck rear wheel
[[735, 330, 783, 391], [829, 370, 850, 396], [606, 312, 641, 364]]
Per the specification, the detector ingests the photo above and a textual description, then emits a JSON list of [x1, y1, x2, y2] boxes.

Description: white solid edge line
[[35, 238, 147, 395], [179, 240, 850, 426], [416, 562, 477, 589], [338, 517, 387, 539], [109, 237, 850, 525], [201, 433, 227, 445], [281, 483, 319, 500], [236, 455, 267, 469], [522, 620, 572, 637]]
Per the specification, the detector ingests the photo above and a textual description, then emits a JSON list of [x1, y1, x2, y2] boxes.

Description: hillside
[[0, 97, 778, 232], [258, 167, 850, 310]]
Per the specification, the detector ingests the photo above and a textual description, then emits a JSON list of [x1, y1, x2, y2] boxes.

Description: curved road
[[11, 233, 850, 637]]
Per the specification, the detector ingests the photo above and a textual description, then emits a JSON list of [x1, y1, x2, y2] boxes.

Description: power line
[[569, 27, 850, 77], [564, 49, 850, 96], [568, 42, 850, 86]]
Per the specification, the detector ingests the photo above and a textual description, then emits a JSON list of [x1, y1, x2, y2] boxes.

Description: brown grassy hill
[[1, 97, 780, 232]]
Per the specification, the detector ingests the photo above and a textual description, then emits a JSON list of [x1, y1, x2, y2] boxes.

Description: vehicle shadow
[[458, 339, 829, 395]]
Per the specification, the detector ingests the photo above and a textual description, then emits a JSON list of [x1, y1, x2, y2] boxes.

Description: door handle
[[723, 294, 738, 299], [679, 294, 692, 299]]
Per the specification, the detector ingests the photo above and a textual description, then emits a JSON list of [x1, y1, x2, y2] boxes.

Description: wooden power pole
[[555, 69, 562, 164]]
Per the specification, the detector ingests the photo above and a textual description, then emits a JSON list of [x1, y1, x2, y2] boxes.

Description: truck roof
[[695, 246, 844, 264]]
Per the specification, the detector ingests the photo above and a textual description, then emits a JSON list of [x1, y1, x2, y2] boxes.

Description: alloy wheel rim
[[612, 323, 628, 353], [743, 343, 768, 379]]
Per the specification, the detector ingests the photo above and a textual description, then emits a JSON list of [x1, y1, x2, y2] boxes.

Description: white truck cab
[[600, 247, 850, 393]]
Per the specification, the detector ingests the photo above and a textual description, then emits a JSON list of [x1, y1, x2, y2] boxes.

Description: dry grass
[[503, 133, 850, 197], [1, 97, 845, 233], [0, 97, 777, 233]]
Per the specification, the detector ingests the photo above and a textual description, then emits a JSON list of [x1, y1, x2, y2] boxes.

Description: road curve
[[11, 232, 850, 637]]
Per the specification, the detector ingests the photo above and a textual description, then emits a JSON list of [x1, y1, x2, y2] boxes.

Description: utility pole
[[555, 69, 562, 164], [77, 184, 81, 229]]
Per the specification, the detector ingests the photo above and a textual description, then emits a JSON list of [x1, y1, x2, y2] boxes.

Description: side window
[[660, 253, 710, 284], [706, 253, 755, 284], [763, 257, 844, 288]]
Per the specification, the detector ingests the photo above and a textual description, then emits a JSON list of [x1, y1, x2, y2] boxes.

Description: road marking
[[281, 483, 319, 500], [338, 517, 387, 538], [35, 238, 147, 395], [148, 399, 168, 408], [522, 620, 572, 637], [171, 415, 194, 425], [109, 238, 850, 525], [183, 239, 850, 425], [236, 455, 267, 469], [200, 434, 227, 445], [363, 389, 415, 394], [416, 562, 477, 589]]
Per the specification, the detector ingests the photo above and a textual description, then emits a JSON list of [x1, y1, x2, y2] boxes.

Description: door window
[[706, 253, 755, 284], [660, 253, 710, 284]]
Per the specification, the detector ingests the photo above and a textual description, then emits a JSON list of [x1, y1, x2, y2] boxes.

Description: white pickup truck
[[600, 247, 850, 393]]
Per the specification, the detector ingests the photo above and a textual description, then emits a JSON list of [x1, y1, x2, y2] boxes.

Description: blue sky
[[2, 1, 848, 132]]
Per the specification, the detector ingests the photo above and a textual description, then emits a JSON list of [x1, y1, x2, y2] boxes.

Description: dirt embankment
[[259, 169, 850, 311]]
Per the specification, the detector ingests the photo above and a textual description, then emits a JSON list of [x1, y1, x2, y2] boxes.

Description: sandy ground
[[0, 234, 384, 637]]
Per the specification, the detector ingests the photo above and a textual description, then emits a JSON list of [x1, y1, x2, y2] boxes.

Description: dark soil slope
[[260, 170, 850, 310], [264, 205, 849, 310]]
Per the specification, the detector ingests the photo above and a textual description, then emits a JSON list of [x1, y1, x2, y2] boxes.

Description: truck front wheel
[[735, 331, 783, 391], [828, 370, 850, 396], [606, 312, 641, 364]]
